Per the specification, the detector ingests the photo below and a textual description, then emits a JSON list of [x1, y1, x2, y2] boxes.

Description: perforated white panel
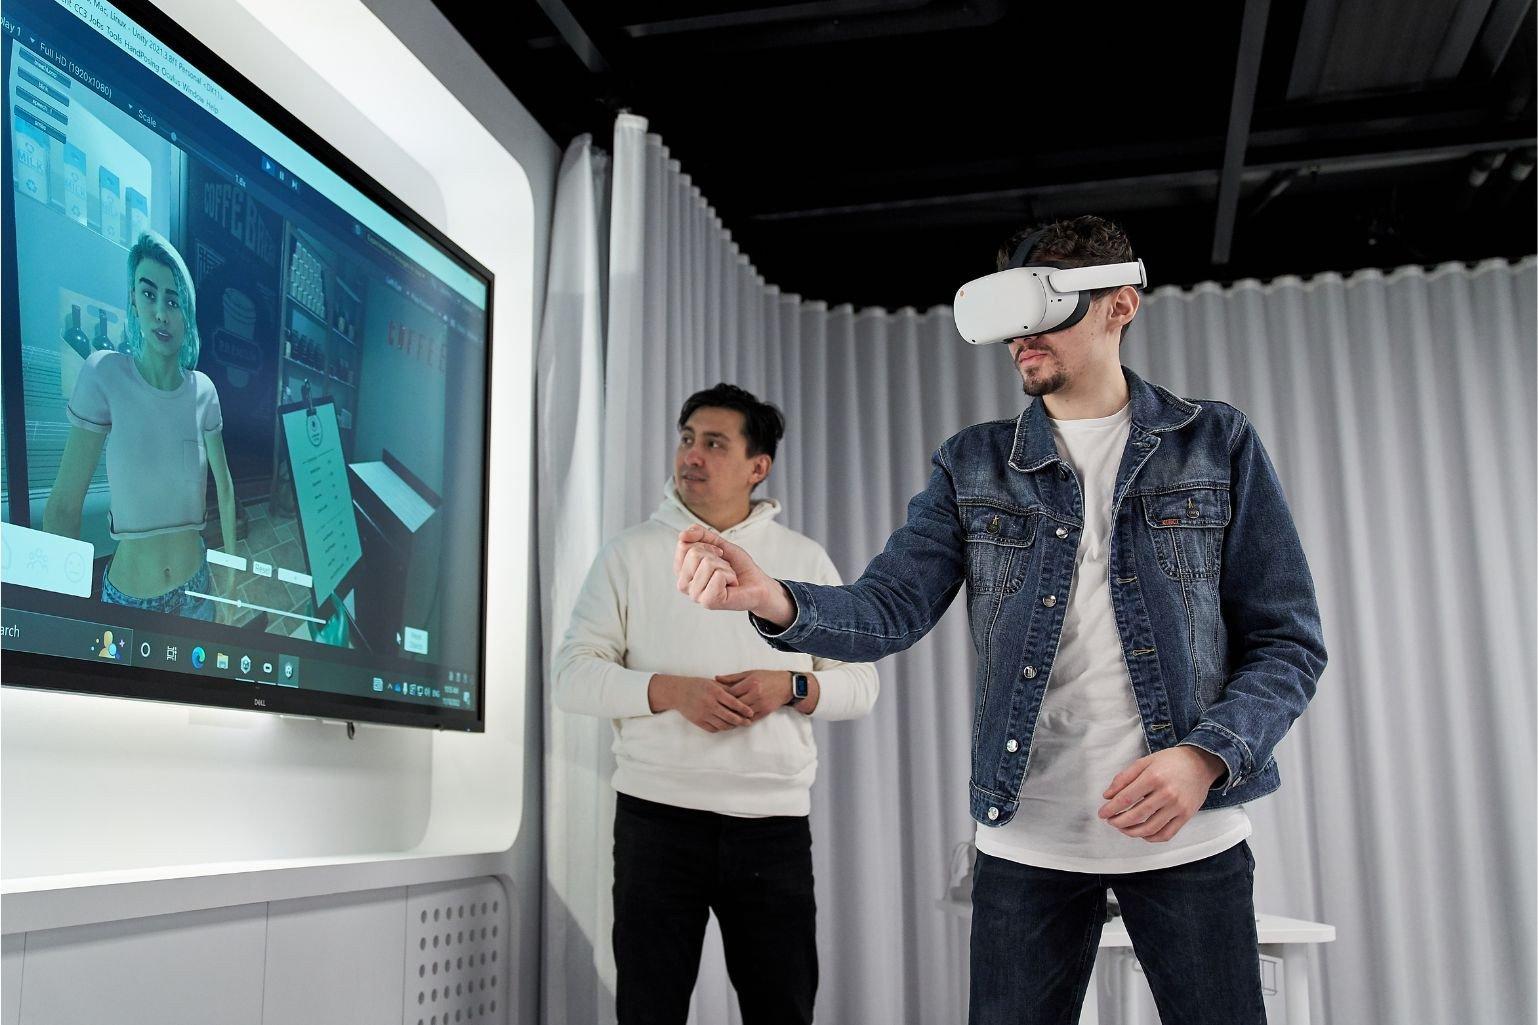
[[405, 879, 509, 1025]]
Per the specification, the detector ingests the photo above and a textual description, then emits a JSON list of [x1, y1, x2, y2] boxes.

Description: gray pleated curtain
[[538, 115, 1537, 1025]]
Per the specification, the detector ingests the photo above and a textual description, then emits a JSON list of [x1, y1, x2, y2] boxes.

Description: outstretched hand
[[674, 525, 793, 623]]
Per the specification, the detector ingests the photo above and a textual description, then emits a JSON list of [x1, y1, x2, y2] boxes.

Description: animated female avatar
[[42, 231, 238, 622]]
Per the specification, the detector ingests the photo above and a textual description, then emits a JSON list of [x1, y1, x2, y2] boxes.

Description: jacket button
[[1022, 665, 1037, 679], [1055, 526, 1069, 539], [1042, 595, 1057, 607], [987, 515, 1001, 534], [1005, 739, 1019, 753], [987, 807, 1000, 821], [1057, 466, 1070, 480]]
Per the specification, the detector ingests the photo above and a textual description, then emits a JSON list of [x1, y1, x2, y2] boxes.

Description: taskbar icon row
[[118, 629, 301, 687], [0, 609, 300, 687], [370, 675, 474, 709], [4, 608, 471, 711]]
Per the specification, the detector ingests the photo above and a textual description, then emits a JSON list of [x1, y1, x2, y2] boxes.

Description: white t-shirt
[[975, 401, 1250, 873], [65, 350, 223, 540]]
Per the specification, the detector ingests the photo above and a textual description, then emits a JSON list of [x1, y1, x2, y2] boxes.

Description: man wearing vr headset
[[673, 216, 1326, 1025]]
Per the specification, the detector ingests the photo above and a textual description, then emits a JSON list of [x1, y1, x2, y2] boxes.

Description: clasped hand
[[656, 670, 796, 733]]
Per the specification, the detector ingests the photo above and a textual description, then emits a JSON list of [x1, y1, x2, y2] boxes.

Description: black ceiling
[[431, 0, 1537, 309]]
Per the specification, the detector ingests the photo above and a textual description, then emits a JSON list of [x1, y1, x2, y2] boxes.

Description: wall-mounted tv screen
[[1, 0, 492, 730]]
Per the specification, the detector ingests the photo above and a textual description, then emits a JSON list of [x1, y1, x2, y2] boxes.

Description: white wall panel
[[18, 905, 266, 1025], [3, 934, 23, 1025], [262, 888, 408, 1025]]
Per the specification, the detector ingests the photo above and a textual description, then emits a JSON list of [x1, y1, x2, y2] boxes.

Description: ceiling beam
[[1287, 0, 1340, 99], [620, 0, 929, 38], [1248, 134, 1535, 175], [1212, 0, 1271, 265], [750, 169, 1224, 221], [1469, 0, 1536, 78], [731, 106, 1522, 204], [1431, 0, 1496, 79], [531, 0, 610, 75], [747, 133, 1536, 222], [613, 0, 1007, 51]]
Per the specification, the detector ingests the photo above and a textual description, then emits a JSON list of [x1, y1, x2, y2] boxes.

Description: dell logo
[[254, 698, 267, 707]]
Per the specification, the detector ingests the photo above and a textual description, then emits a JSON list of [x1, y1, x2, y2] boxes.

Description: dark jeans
[[613, 793, 817, 1025], [101, 555, 215, 620], [969, 841, 1265, 1025]]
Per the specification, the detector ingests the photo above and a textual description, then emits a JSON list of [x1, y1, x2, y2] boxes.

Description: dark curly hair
[[677, 383, 786, 460], [995, 215, 1139, 340]]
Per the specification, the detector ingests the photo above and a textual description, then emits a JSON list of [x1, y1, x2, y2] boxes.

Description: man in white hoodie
[[553, 383, 879, 1025]]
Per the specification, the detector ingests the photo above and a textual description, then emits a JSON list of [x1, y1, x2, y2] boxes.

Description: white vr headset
[[952, 230, 1148, 346]]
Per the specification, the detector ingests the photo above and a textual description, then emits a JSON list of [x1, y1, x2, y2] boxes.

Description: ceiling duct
[[615, 0, 1009, 51]]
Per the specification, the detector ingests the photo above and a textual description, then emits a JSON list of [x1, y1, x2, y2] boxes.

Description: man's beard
[[1021, 365, 1067, 397]]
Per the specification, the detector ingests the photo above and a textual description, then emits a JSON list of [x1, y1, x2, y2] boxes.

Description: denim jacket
[[757, 367, 1327, 827]]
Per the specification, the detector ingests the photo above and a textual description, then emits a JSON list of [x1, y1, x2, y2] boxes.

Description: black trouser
[[612, 793, 818, 1025]]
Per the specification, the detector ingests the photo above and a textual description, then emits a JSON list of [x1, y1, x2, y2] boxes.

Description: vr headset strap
[[1048, 260, 1147, 294], [1005, 229, 1050, 270], [1055, 288, 1095, 335]]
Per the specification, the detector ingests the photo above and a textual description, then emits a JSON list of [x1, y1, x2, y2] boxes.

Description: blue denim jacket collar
[[1008, 366, 1201, 474]]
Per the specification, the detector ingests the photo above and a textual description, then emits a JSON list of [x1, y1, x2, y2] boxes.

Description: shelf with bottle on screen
[[282, 328, 325, 369], [289, 301, 361, 349], [284, 282, 325, 322], [281, 354, 355, 385], [283, 353, 325, 376], [287, 232, 329, 321], [328, 349, 357, 387], [329, 282, 362, 347], [287, 298, 328, 327]]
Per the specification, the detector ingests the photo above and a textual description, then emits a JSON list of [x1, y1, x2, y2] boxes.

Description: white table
[[938, 899, 1335, 1025]]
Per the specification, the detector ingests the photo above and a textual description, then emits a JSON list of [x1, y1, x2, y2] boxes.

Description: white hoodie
[[552, 482, 879, 817]]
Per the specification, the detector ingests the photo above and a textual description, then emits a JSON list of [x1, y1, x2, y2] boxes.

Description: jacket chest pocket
[[962, 505, 1037, 597], [1141, 487, 1230, 581]]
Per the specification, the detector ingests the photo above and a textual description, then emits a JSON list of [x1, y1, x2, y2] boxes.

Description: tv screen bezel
[[0, 0, 495, 732]]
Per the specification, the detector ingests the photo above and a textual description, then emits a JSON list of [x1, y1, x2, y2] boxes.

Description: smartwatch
[[789, 672, 810, 705]]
